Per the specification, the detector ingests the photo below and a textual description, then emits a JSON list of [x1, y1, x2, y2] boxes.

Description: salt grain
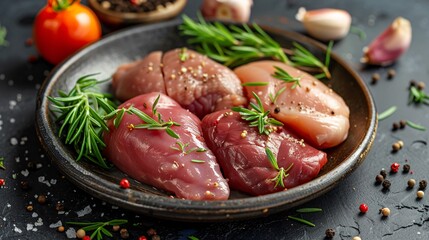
[[49, 220, 63, 228], [10, 118, 15, 123], [76, 205, 92, 217], [32, 212, 38, 218], [10, 137, 18, 145], [27, 223, 34, 231], [34, 218, 43, 226], [66, 227, 76, 238], [13, 224, 23, 233], [0, 74, 5, 80]]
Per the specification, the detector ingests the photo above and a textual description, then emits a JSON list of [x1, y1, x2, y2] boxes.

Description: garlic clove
[[361, 17, 412, 66], [201, 0, 253, 23], [296, 7, 352, 41]]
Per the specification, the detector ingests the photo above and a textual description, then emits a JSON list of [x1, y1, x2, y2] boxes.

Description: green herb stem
[[406, 120, 426, 131], [0, 24, 8, 47], [287, 216, 316, 227], [296, 208, 323, 213], [265, 147, 293, 189], [0, 157, 5, 170], [67, 219, 127, 240], [377, 106, 397, 121]]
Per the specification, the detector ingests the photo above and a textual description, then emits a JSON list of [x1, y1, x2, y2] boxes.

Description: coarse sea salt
[[13, 224, 22, 233], [32, 212, 38, 218], [65, 227, 76, 239], [76, 205, 92, 217], [21, 169, 29, 177], [10, 137, 18, 145], [49, 220, 63, 228], [34, 218, 43, 227]]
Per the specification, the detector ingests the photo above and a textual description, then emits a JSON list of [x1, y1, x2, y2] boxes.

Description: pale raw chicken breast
[[103, 93, 230, 200], [112, 51, 165, 101], [234, 61, 350, 149], [202, 110, 328, 195]]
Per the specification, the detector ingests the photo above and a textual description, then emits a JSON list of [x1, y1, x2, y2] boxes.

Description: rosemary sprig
[[0, 157, 4, 170], [48, 74, 117, 169], [377, 106, 397, 121], [290, 41, 333, 79], [104, 95, 181, 139], [191, 159, 205, 163], [241, 82, 269, 87], [265, 147, 293, 188], [67, 219, 127, 240], [406, 120, 426, 131], [188, 236, 200, 240], [269, 86, 286, 105], [272, 66, 301, 89], [232, 92, 283, 135], [0, 24, 8, 46], [170, 141, 207, 154], [180, 14, 289, 67], [287, 215, 315, 227], [296, 208, 323, 213], [409, 86, 429, 105]]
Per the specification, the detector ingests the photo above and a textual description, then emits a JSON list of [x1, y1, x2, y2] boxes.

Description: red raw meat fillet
[[112, 48, 247, 118], [202, 109, 328, 196], [103, 93, 230, 200]]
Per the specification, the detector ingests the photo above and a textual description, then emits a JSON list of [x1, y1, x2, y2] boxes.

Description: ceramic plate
[[36, 20, 377, 222]]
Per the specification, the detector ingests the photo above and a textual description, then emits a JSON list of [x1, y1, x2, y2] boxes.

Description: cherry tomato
[[33, 0, 101, 64]]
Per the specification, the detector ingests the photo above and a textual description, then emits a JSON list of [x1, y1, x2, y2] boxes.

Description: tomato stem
[[50, 0, 77, 11]]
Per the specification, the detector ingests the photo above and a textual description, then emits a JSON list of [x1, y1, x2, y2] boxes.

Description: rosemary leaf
[[241, 82, 269, 86], [406, 121, 426, 131], [265, 148, 279, 170], [67, 219, 127, 240], [188, 236, 200, 240], [287, 215, 316, 227], [272, 66, 301, 89], [0, 24, 8, 46], [350, 26, 367, 40], [0, 157, 4, 170], [296, 208, 323, 213], [191, 159, 205, 163], [377, 106, 397, 121]]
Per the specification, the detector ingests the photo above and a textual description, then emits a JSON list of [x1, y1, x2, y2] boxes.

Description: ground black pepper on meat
[[96, 0, 178, 13]]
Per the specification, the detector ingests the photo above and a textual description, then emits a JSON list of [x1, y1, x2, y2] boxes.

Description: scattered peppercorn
[[408, 179, 416, 188], [57, 226, 65, 232], [274, 107, 280, 114], [82, 236, 91, 240], [76, 228, 86, 239], [359, 203, 369, 213], [20, 180, 29, 190], [382, 179, 391, 190], [120, 228, 130, 239], [392, 142, 401, 152], [120, 178, 130, 189], [352, 236, 362, 240], [325, 228, 335, 238], [375, 174, 384, 184], [147, 228, 157, 236], [417, 81, 425, 90], [37, 194, 47, 204], [113, 225, 121, 232], [387, 69, 396, 79], [409, 80, 417, 87], [417, 190, 425, 199], [0, 178, 5, 186], [371, 73, 380, 84], [399, 120, 407, 129], [392, 122, 400, 131], [390, 163, 400, 173], [55, 201, 64, 211], [419, 180, 427, 190], [403, 164, 410, 173], [380, 170, 387, 178], [26, 204, 34, 212], [380, 207, 390, 217], [151, 235, 161, 240]]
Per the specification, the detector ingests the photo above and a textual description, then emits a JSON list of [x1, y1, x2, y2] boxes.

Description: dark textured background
[[1, 0, 428, 239]]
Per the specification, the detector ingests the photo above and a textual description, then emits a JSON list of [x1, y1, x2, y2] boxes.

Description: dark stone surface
[[0, 0, 428, 239]]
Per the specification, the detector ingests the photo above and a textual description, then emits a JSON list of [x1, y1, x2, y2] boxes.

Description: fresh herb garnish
[[350, 26, 367, 40], [377, 106, 397, 121], [265, 147, 293, 188], [0, 157, 4, 170], [272, 66, 301, 89], [0, 24, 8, 46], [179, 47, 189, 61], [269, 86, 287, 105], [188, 236, 200, 240], [287, 215, 316, 227], [241, 82, 269, 87], [170, 141, 207, 154], [409, 86, 429, 105], [180, 14, 289, 67], [295, 207, 323, 213], [105, 95, 181, 139], [191, 159, 205, 163], [48, 74, 117, 169], [67, 219, 127, 240], [232, 92, 283, 135], [290, 41, 333, 79], [406, 120, 426, 131]]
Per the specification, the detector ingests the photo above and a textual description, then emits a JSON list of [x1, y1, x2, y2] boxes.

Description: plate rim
[[35, 19, 377, 221]]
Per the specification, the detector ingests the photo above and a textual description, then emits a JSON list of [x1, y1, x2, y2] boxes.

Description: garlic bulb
[[296, 7, 352, 41], [361, 17, 412, 66], [201, 0, 253, 23]]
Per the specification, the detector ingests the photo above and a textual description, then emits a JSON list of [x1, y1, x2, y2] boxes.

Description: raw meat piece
[[234, 61, 350, 149], [202, 109, 328, 196], [103, 93, 230, 200]]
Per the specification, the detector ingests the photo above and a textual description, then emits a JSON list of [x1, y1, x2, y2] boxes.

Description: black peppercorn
[[325, 228, 335, 238], [371, 73, 380, 84], [375, 174, 384, 184], [399, 120, 407, 129], [147, 228, 157, 236], [120, 228, 129, 239], [392, 122, 400, 131], [55, 201, 64, 211], [409, 80, 417, 87], [387, 69, 396, 79], [37, 194, 47, 204], [274, 107, 280, 114], [419, 180, 427, 190], [20, 180, 29, 190], [380, 170, 387, 179], [403, 164, 411, 173], [382, 179, 391, 189], [417, 81, 425, 90]]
